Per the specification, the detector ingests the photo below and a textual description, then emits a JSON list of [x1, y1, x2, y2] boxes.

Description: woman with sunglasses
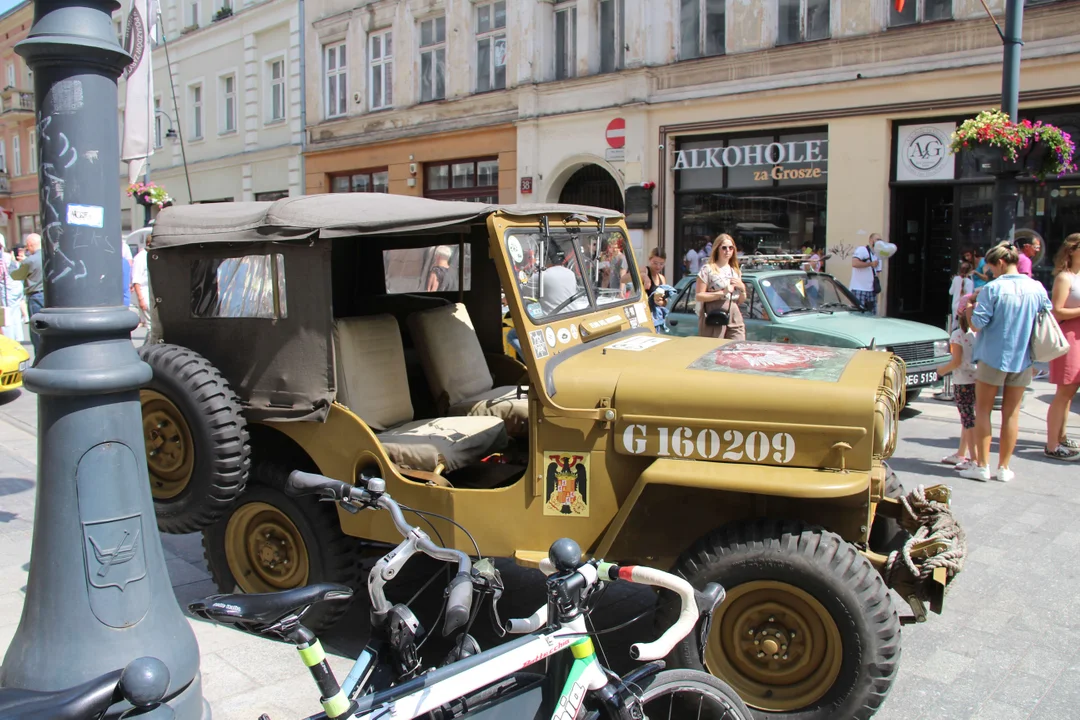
[[695, 234, 746, 340]]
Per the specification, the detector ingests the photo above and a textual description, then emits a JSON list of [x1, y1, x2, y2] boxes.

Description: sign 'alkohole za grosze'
[[671, 139, 827, 170]]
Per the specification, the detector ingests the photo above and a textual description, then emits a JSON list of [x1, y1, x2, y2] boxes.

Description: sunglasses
[[720, 246, 735, 251]]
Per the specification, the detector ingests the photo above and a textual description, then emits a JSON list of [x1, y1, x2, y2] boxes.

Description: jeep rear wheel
[[663, 520, 900, 720], [203, 483, 364, 632], [139, 343, 250, 534]]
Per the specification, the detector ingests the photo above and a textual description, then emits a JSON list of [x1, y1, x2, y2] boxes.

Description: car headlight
[[18, 360, 27, 373], [933, 340, 950, 357], [874, 390, 898, 459]]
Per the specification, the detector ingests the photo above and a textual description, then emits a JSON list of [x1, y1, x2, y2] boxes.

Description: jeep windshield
[[505, 228, 641, 322], [760, 272, 862, 316]]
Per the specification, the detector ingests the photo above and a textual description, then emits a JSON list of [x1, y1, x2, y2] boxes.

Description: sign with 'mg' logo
[[896, 122, 956, 182]]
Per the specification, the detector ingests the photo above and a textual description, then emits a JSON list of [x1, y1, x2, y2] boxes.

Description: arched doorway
[[558, 164, 624, 212]]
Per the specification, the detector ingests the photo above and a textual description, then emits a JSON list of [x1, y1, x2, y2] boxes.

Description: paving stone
[[987, 671, 1059, 713], [908, 648, 976, 685], [165, 557, 211, 587]]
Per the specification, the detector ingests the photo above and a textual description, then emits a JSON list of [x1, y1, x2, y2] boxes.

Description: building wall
[[117, 0, 302, 222], [0, 1, 38, 248]]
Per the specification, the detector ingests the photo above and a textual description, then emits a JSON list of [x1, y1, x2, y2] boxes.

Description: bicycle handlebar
[[285, 470, 473, 636]]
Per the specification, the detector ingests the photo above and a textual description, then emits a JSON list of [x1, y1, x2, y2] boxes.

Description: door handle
[[668, 319, 678, 326]]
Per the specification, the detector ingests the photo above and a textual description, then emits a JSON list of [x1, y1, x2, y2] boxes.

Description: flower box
[[950, 109, 1076, 181], [970, 141, 1049, 177]]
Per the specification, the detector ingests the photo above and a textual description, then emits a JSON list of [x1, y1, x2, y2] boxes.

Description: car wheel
[[660, 519, 901, 720], [202, 479, 365, 632], [139, 343, 250, 534]]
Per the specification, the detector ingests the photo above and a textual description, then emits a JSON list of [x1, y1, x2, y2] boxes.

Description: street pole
[[991, 0, 1025, 244], [0, 1, 207, 717]]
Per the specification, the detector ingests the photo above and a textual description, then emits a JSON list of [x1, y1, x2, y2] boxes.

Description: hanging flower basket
[[127, 181, 174, 208], [950, 109, 1076, 181]]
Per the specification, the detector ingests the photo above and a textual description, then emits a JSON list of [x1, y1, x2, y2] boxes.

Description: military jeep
[[139, 194, 964, 720]]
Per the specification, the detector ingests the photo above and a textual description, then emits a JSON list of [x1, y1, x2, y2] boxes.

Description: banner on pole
[[121, 0, 158, 184]]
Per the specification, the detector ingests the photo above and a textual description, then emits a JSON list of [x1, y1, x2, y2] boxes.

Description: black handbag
[[867, 246, 882, 295], [704, 279, 733, 327]]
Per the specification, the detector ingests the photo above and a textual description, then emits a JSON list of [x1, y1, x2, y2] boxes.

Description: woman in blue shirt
[[971, 247, 992, 290], [959, 241, 1052, 483]]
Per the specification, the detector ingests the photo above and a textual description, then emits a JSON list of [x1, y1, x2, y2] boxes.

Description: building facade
[[303, 0, 1079, 322], [0, 1, 38, 248], [117, 0, 303, 229]]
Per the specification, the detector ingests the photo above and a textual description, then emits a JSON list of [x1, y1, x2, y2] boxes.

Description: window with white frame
[[190, 84, 203, 139], [268, 57, 287, 121], [5, 63, 14, 89], [555, 2, 577, 80], [369, 30, 392, 110], [12, 135, 20, 176], [598, 0, 624, 73], [114, 17, 123, 44], [419, 16, 446, 102], [0, 139, 6, 173], [220, 74, 236, 133], [889, 0, 952, 27], [188, 0, 199, 27], [679, 0, 725, 60], [154, 97, 163, 148], [27, 130, 35, 173], [324, 42, 347, 118], [475, 2, 506, 92], [778, 0, 829, 45]]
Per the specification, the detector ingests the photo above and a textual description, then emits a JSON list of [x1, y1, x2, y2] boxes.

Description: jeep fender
[[593, 459, 873, 570]]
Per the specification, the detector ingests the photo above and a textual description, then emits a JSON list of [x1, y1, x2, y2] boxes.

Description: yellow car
[[0, 333, 30, 391]]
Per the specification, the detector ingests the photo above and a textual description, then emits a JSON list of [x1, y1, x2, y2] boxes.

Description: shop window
[[419, 16, 446, 102], [555, 2, 577, 80], [255, 190, 289, 201], [330, 168, 390, 194], [778, 0, 829, 45], [369, 30, 393, 110], [191, 254, 288, 319], [324, 42, 348, 118], [889, 0, 952, 27], [475, 2, 507, 92], [679, 0, 725, 60], [599, 0, 624, 73], [383, 244, 472, 293], [674, 130, 828, 192], [424, 158, 498, 203]]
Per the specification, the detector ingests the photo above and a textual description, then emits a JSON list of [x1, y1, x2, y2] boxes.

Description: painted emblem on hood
[[689, 341, 857, 382]]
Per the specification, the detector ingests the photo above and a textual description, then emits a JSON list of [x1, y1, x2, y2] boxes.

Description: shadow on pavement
[[0, 477, 34, 497]]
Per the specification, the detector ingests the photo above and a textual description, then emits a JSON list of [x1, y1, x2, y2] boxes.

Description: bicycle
[[0, 656, 171, 719], [187, 470, 753, 720]]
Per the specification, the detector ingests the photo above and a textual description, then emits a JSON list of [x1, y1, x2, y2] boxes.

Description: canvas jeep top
[[138, 193, 965, 719]]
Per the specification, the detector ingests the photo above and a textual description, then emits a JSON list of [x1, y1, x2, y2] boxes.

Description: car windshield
[[758, 273, 861, 317], [505, 228, 640, 322]]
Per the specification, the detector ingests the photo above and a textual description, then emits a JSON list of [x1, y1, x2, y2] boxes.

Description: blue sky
[[0, 0, 26, 18]]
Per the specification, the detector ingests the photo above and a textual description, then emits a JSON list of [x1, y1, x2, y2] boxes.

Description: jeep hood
[[778, 312, 948, 348], [548, 333, 892, 470]]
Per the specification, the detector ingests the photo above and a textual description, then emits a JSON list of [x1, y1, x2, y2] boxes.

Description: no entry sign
[[606, 118, 626, 149]]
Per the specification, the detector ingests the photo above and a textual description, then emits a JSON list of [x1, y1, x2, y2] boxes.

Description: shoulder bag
[[1031, 307, 1070, 362], [866, 245, 881, 295], [703, 267, 732, 327]]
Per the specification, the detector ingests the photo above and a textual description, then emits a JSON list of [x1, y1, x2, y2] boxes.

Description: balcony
[[0, 172, 10, 196], [1, 88, 34, 115]]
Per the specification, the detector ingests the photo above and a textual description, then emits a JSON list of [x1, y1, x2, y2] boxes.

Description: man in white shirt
[[684, 245, 701, 277], [850, 234, 883, 315], [539, 264, 588, 316], [131, 245, 151, 331]]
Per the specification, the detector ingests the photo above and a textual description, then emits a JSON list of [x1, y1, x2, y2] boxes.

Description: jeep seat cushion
[[449, 387, 529, 438], [407, 303, 493, 408], [379, 416, 508, 473], [332, 315, 414, 431]]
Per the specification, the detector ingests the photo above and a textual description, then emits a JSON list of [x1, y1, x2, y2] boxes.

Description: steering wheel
[[549, 289, 588, 316]]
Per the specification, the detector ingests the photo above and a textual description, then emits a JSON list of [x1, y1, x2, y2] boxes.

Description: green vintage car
[[663, 268, 951, 400]]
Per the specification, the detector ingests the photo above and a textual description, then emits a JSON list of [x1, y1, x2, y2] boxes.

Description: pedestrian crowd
[[1, 231, 152, 364]]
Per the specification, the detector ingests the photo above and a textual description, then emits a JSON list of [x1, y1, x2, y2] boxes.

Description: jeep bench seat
[[407, 303, 529, 438], [332, 314, 507, 473]]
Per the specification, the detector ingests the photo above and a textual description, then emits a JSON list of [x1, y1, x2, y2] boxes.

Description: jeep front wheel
[[139, 343, 250, 534], [663, 520, 900, 720]]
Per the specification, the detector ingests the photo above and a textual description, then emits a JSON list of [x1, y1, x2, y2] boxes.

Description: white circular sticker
[[545, 327, 557, 348], [570, 324, 579, 339], [557, 328, 572, 345], [508, 236, 524, 263]]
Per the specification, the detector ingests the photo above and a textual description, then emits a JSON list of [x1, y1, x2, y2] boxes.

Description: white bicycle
[[189, 470, 752, 720]]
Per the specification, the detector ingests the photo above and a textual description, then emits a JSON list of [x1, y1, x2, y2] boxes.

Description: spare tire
[[139, 343, 250, 534]]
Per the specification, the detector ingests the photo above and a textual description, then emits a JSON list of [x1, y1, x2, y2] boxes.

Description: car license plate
[[905, 370, 938, 387], [18, 360, 28, 372]]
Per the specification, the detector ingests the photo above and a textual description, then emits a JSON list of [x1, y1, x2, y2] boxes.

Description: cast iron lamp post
[[0, 1, 207, 717], [990, 0, 1024, 244]]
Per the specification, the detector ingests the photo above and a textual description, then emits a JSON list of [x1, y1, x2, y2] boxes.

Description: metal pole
[[157, 11, 195, 204], [990, 0, 1024, 244], [1, 1, 207, 717]]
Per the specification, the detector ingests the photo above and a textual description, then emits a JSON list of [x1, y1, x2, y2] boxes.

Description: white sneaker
[[995, 467, 1015, 483], [959, 465, 990, 482], [941, 453, 966, 465]]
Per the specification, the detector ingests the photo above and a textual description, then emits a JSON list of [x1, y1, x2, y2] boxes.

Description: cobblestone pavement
[[0, 339, 1077, 719]]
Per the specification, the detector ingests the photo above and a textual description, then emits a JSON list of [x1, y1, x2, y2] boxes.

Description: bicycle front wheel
[[633, 669, 753, 720]]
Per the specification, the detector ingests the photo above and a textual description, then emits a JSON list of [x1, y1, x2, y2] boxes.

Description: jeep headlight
[[874, 391, 898, 459], [933, 339, 950, 357]]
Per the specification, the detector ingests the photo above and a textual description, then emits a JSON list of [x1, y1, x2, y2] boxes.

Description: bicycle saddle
[[189, 582, 353, 626], [0, 656, 169, 720]]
